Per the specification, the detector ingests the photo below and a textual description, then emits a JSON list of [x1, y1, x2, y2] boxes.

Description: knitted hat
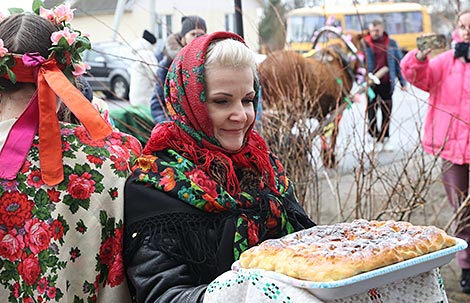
[[143, 30, 157, 44], [180, 16, 207, 37]]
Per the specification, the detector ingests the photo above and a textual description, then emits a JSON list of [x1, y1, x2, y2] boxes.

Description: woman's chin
[[220, 141, 244, 152]]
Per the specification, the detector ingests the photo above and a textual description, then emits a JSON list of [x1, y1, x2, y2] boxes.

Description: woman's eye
[[242, 98, 254, 104], [214, 99, 227, 105]]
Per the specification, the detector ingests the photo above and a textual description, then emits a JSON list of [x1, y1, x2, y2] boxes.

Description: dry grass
[[259, 77, 463, 239]]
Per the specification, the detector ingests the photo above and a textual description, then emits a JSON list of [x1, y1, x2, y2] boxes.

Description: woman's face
[[457, 12, 470, 42], [205, 66, 255, 152], [183, 28, 206, 45]]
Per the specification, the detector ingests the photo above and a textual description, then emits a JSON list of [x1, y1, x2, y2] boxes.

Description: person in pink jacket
[[400, 9, 470, 294]]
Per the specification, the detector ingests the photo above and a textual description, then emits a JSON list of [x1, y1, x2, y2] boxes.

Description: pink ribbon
[[0, 92, 40, 180], [22, 52, 45, 79], [23, 52, 46, 66], [0, 52, 46, 180], [0, 53, 44, 180]]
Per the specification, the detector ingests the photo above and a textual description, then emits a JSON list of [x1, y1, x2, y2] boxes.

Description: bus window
[[384, 12, 423, 34], [345, 12, 423, 34], [386, 13, 405, 34], [287, 15, 326, 43], [344, 14, 382, 31], [405, 12, 424, 33]]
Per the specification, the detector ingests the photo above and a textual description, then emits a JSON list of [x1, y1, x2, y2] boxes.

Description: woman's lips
[[221, 128, 244, 135]]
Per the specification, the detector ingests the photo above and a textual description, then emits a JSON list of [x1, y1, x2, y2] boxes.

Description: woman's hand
[[416, 48, 432, 61]]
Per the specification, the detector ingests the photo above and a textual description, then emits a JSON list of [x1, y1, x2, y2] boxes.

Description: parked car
[[82, 41, 135, 100]]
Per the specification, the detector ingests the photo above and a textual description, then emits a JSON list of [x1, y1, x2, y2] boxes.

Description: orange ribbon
[[4, 54, 112, 185]]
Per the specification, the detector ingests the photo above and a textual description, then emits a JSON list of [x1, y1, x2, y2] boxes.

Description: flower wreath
[[0, 0, 112, 186], [0, 0, 91, 83]]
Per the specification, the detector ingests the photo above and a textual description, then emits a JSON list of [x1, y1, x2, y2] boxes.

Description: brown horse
[[258, 44, 358, 168]]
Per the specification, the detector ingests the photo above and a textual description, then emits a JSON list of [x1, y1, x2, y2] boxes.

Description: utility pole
[[112, 0, 127, 41], [150, 0, 156, 34], [234, 0, 244, 38]]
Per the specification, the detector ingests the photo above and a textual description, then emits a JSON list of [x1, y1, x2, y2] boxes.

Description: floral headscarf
[[144, 31, 275, 195]]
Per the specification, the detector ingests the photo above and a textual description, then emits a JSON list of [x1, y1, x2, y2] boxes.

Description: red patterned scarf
[[144, 32, 278, 196]]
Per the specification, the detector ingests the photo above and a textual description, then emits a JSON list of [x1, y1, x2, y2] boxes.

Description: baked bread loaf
[[239, 219, 456, 282]]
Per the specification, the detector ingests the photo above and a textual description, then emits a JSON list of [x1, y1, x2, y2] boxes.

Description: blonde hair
[[205, 38, 256, 75], [456, 9, 470, 24]]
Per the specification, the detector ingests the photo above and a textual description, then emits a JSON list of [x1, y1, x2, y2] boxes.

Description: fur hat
[[142, 30, 157, 44], [180, 16, 207, 37]]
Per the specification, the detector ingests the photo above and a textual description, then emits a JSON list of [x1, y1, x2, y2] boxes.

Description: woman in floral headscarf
[[123, 31, 315, 302], [0, 8, 141, 303]]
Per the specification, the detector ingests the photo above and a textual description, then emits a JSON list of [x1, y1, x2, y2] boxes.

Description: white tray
[[233, 238, 467, 300]]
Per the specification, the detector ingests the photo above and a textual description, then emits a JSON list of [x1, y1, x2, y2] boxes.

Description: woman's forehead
[[459, 12, 470, 23]]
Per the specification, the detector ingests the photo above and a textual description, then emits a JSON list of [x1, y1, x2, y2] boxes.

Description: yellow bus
[[286, 2, 431, 53]]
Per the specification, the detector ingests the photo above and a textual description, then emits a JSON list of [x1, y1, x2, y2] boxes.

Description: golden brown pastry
[[239, 219, 456, 282]]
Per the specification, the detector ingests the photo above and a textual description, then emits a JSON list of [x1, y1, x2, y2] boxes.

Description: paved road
[[318, 84, 430, 173]]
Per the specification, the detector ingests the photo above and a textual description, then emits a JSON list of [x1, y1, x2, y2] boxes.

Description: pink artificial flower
[[0, 12, 6, 22], [357, 67, 366, 76], [51, 27, 79, 46], [53, 4, 75, 23], [0, 39, 8, 57], [352, 93, 363, 103], [347, 54, 357, 62], [39, 7, 55, 23], [357, 53, 365, 63], [72, 62, 90, 76], [311, 31, 319, 43], [326, 15, 336, 26]]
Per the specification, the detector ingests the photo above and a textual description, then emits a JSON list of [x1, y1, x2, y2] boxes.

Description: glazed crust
[[239, 219, 456, 282]]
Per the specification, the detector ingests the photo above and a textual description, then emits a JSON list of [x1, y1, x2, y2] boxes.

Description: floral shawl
[[0, 122, 141, 302]]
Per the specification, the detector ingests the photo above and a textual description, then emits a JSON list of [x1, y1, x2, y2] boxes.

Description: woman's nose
[[230, 101, 247, 121]]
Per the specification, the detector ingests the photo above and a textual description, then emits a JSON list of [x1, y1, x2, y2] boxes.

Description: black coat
[[124, 166, 315, 303]]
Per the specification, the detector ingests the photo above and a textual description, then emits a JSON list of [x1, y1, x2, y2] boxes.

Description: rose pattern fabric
[[0, 123, 141, 302]]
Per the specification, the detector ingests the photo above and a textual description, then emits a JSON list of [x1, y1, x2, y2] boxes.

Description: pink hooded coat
[[400, 49, 470, 164]]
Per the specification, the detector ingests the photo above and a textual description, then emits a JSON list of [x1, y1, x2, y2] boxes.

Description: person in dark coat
[[363, 19, 407, 152], [124, 31, 315, 303], [150, 15, 207, 123]]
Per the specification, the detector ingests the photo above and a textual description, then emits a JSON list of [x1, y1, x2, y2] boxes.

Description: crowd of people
[[0, 1, 469, 302]]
